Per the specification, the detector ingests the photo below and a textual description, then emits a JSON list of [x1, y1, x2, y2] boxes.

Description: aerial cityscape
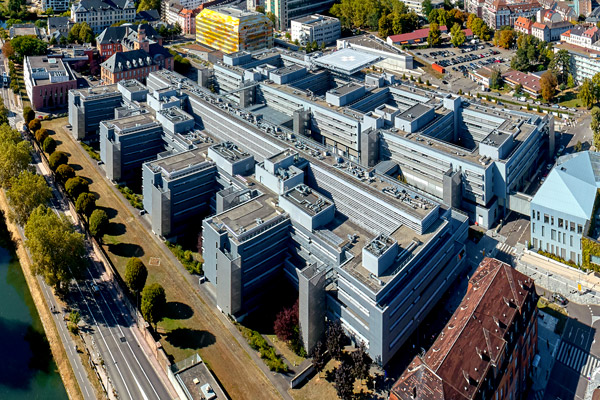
[[1, 0, 600, 398]]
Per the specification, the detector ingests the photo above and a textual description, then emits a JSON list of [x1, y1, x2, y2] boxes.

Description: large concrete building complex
[[24, 56, 77, 110], [72, 40, 553, 363], [69, 83, 126, 139], [209, 48, 553, 229], [264, 0, 336, 30], [389, 258, 538, 400], [195, 7, 273, 54]]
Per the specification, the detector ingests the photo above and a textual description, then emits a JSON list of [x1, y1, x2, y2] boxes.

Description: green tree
[[378, 13, 393, 37], [0, 124, 32, 188], [6, 170, 51, 225], [423, 0, 433, 19], [141, 283, 166, 328], [549, 49, 571, 84], [489, 68, 502, 89], [25, 205, 86, 292], [23, 106, 34, 124], [567, 74, 575, 89], [125, 257, 148, 295], [497, 28, 516, 49], [49, 36, 57, 46], [2, 41, 15, 60], [68, 23, 81, 43], [35, 128, 49, 143], [45, 6, 54, 15], [580, 78, 594, 108], [43, 136, 56, 154], [592, 107, 600, 149], [137, 0, 160, 13], [0, 104, 8, 126], [427, 22, 442, 47], [540, 71, 558, 102], [77, 22, 94, 44], [10, 36, 47, 61], [55, 164, 75, 183], [28, 118, 41, 132], [89, 209, 108, 239], [450, 23, 465, 47], [75, 192, 96, 220], [49, 151, 69, 171], [7, 0, 23, 14], [266, 11, 277, 28], [65, 176, 89, 200]]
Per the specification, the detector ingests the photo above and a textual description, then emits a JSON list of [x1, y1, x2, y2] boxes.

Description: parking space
[[415, 43, 510, 78]]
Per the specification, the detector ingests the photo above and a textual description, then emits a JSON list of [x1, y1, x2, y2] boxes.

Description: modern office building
[[71, 0, 137, 34], [195, 7, 273, 54], [389, 258, 538, 400], [530, 151, 600, 266], [209, 48, 553, 229], [41, 0, 69, 12], [336, 35, 414, 73], [99, 113, 164, 182], [264, 0, 337, 30], [24, 56, 77, 111], [68, 84, 124, 139], [290, 14, 340, 46]]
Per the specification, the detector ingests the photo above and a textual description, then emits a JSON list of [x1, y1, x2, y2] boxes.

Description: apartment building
[[24, 56, 77, 110], [265, 0, 337, 30], [42, 0, 69, 12], [290, 15, 340, 46], [165, 3, 197, 35], [68, 84, 124, 139], [514, 16, 534, 34], [531, 20, 572, 41], [195, 7, 273, 54], [71, 0, 137, 34], [389, 258, 538, 400], [557, 25, 600, 83], [484, 0, 542, 29]]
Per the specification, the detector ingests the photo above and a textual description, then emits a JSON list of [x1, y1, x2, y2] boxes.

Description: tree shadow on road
[[164, 302, 194, 320], [164, 328, 215, 350], [107, 242, 144, 258]]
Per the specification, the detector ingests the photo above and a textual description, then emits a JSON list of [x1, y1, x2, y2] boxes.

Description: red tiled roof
[[515, 16, 533, 29], [389, 258, 537, 400], [463, 28, 473, 36], [388, 25, 448, 43], [502, 69, 542, 93], [532, 22, 547, 30]]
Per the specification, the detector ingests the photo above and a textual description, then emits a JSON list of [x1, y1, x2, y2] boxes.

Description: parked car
[[553, 293, 568, 305]]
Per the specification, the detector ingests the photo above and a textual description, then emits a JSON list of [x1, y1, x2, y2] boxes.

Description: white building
[[403, 0, 443, 16], [41, 0, 69, 12], [265, 0, 336, 30], [71, 0, 136, 34], [290, 15, 340, 46]]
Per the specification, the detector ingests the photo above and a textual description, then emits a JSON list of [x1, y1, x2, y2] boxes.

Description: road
[[31, 149, 175, 400]]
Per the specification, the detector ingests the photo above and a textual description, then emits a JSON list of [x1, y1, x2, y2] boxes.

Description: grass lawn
[[558, 91, 580, 108], [265, 334, 306, 367], [43, 117, 281, 400], [537, 297, 568, 335]]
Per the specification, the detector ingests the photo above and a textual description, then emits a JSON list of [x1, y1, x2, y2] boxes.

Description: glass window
[[544, 214, 549, 223], [532, 223, 535, 233], [578, 224, 583, 234], [551, 216, 554, 225], [570, 235, 573, 246], [571, 221, 576, 232], [542, 226, 545, 236], [551, 229, 556, 240], [537, 211, 540, 220], [558, 218, 564, 228]]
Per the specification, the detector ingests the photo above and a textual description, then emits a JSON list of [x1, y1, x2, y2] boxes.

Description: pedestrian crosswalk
[[495, 242, 516, 256], [556, 340, 600, 378]]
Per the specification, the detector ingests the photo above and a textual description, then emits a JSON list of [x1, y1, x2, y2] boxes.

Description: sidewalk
[[529, 313, 561, 400], [517, 251, 600, 305]]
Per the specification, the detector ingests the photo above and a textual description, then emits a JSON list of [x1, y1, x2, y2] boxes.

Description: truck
[[431, 63, 445, 74]]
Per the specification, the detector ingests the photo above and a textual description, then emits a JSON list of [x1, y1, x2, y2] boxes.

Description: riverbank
[[0, 189, 84, 400]]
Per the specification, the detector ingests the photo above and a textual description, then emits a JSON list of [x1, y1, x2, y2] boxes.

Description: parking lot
[[415, 43, 512, 77]]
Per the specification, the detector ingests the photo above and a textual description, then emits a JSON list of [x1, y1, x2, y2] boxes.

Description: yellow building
[[195, 7, 273, 54]]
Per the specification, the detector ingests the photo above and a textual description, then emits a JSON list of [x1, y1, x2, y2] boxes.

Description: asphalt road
[[30, 132, 174, 399]]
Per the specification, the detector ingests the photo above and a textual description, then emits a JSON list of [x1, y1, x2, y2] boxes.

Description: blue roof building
[[530, 151, 600, 265]]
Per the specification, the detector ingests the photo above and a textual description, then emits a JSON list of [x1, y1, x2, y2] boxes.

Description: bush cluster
[[165, 242, 203, 275], [238, 325, 288, 372]]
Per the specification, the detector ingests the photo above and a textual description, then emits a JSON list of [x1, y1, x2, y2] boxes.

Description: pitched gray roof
[[97, 23, 161, 45], [101, 49, 155, 73]]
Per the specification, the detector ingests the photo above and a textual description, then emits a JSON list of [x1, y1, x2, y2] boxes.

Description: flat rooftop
[[106, 113, 158, 132], [211, 142, 252, 162], [330, 82, 363, 96], [76, 84, 120, 99], [118, 79, 147, 93], [271, 64, 305, 76], [149, 145, 213, 176], [398, 103, 432, 121], [342, 216, 447, 294], [158, 107, 194, 123], [210, 195, 284, 241], [283, 184, 332, 216], [313, 48, 380, 75], [342, 35, 406, 56]]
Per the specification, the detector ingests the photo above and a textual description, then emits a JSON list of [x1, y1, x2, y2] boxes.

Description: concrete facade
[[68, 84, 124, 140], [24, 56, 77, 111]]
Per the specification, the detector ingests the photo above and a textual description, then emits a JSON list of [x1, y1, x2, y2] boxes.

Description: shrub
[[165, 242, 203, 275], [28, 119, 41, 132], [49, 151, 69, 171], [65, 176, 89, 200], [35, 128, 49, 143], [237, 324, 288, 372], [116, 184, 143, 209], [42, 136, 56, 154], [55, 164, 75, 183]]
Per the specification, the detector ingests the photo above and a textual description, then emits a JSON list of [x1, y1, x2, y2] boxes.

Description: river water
[[0, 215, 68, 399]]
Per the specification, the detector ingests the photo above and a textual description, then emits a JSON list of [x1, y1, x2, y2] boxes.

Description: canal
[[0, 215, 68, 399]]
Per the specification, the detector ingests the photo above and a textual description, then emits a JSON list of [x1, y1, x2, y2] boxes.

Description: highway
[[33, 151, 175, 400]]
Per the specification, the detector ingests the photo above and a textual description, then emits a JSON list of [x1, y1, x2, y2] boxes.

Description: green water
[[0, 216, 68, 400]]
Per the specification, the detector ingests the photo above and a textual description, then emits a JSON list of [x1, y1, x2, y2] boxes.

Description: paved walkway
[[530, 314, 561, 400]]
